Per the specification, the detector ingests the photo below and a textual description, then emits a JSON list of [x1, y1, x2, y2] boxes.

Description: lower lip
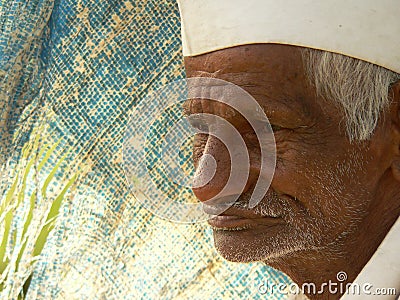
[[207, 215, 283, 231]]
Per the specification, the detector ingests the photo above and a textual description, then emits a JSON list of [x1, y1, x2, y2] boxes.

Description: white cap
[[177, 0, 400, 73]]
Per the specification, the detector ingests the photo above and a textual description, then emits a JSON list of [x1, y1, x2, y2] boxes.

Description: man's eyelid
[[251, 117, 284, 132]]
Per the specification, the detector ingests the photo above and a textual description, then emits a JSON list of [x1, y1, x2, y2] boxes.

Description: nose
[[192, 135, 230, 201], [192, 133, 259, 203]]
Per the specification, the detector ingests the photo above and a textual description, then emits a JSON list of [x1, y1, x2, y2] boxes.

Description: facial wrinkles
[[185, 46, 381, 265], [198, 126, 346, 259], [288, 147, 371, 253], [195, 109, 372, 263], [213, 145, 373, 264]]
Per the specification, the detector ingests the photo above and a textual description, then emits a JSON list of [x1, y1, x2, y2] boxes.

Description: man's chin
[[215, 244, 259, 263], [212, 229, 279, 263]]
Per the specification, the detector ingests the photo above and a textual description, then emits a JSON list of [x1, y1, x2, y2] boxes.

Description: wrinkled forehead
[[183, 44, 325, 128], [183, 44, 311, 103], [184, 44, 303, 72], [177, 0, 400, 74], [183, 44, 310, 95]]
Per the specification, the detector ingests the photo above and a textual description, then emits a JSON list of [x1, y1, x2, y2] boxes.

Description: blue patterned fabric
[[0, 0, 294, 299]]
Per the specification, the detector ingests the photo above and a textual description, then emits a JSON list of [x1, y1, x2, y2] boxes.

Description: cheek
[[272, 138, 309, 198], [272, 138, 373, 223]]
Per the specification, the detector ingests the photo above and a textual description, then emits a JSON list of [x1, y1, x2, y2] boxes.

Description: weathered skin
[[184, 44, 400, 299]]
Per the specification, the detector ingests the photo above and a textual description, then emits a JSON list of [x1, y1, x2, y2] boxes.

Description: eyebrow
[[241, 85, 314, 124], [185, 72, 315, 125]]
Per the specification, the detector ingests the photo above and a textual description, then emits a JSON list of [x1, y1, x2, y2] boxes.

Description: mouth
[[204, 204, 284, 231]]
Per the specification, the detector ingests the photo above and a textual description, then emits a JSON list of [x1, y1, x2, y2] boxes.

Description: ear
[[389, 80, 400, 182]]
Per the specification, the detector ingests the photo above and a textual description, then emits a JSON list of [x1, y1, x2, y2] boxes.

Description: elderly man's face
[[184, 44, 393, 264]]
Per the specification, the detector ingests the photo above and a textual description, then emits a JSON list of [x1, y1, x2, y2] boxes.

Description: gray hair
[[301, 48, 400, 141]]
